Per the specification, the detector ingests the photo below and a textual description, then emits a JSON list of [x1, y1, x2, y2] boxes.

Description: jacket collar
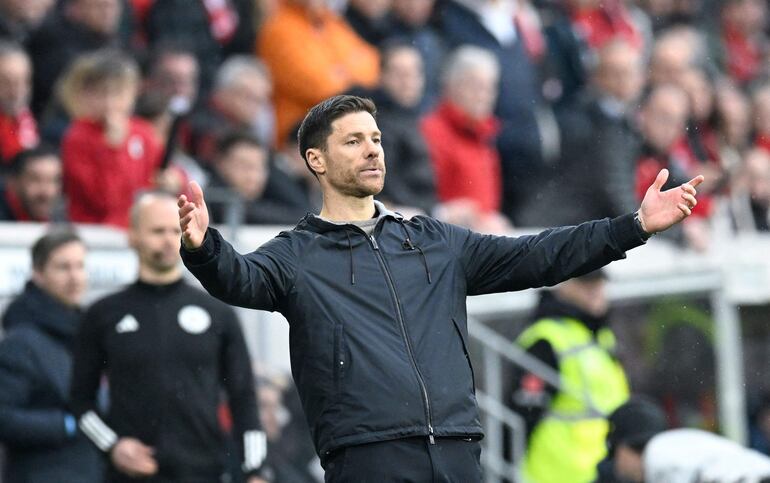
[[297, 200, 403, 234]]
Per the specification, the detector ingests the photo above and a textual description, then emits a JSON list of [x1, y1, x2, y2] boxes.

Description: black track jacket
[[70, 279, 266, 481], [181, 202, 647, 462]]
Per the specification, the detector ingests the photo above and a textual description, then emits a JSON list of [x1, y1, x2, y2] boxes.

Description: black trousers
[[323, 437, 483, 483]]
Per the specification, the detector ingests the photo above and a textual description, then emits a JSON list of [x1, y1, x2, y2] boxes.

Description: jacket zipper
[[368, 234, 436, 444]]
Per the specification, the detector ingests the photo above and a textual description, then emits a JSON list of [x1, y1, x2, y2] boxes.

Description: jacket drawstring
[[345, 231, 355, 285], [397, 220, 432, 284]]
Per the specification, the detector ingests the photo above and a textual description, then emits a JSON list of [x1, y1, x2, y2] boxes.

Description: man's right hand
[[178, 181, 209, 249], [110, 437, 158, 477]]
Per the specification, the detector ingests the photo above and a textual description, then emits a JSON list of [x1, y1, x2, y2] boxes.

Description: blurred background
[[2, 0, 770, 481]]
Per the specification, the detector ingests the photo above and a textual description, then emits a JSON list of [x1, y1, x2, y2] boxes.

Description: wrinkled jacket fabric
[[181, 202, 645, 461]]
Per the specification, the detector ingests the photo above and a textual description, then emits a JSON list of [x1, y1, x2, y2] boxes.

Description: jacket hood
[[2, 281, 81, 341], [533, 290, 608, 333]]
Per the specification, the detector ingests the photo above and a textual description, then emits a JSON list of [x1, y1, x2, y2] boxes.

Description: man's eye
[[373, 138, 381, 144], [347, 140, 358, 145]]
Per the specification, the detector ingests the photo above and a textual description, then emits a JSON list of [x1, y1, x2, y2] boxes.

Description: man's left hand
[[638, 169, 704, 235]]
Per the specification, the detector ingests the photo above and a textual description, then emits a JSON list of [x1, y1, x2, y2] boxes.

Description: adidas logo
[[115, 314, 139, 334]]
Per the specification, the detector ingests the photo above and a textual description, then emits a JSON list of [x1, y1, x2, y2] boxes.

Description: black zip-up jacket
[[181, 202, 647, 462], [70, 279, 266, 482]]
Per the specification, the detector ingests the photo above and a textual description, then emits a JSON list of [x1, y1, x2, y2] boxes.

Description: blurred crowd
[[0, 0, 768, 247], [3, 0, 770, 482]]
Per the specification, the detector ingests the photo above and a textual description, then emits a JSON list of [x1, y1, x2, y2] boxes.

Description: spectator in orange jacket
[[256, 0, 379, 147]]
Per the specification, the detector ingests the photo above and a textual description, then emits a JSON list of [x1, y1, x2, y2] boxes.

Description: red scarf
[[0, 109, 39, 165], [201, 0, 238, 44]]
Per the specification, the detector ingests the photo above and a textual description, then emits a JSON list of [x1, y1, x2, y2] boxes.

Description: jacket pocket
[[333, 323, 347, 394], [452, 318, 476, 394]]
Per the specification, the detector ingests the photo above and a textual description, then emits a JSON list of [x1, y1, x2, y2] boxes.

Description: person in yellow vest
[[511, 269, 630, 483]]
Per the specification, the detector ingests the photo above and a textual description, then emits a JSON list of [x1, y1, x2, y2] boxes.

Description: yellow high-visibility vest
[[517, 317, 630, 483]]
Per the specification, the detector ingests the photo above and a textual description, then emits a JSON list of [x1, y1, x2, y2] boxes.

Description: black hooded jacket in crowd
[[0, 282, 103, 483], [181, 201, 648, 464], [69, 278, 267, 482]]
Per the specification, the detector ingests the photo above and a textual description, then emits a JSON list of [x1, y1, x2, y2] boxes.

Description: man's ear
[[306, 148, 326, 176]]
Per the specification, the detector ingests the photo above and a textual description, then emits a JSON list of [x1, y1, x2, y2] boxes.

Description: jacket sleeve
[[180, 228, 297, 311], [0, 336, 70, 447], [69, 307, 118, 452], [219, 307, 267, 478], [441, 213, 646, 295]]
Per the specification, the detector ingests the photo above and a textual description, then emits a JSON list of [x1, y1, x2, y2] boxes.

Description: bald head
[[129, 191, 183, 282]]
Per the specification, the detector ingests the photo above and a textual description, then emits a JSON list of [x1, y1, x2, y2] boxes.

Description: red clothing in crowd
[[571, 0, 643, 50], [420, 102, 502, 213], [635, 138, 713, 218], [0, 110, 39, 165], [62, 118, 163, 228], [722, 23, 764, 85]]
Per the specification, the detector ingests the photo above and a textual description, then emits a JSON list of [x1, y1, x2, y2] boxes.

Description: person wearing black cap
[[596, 398, 667, 483]]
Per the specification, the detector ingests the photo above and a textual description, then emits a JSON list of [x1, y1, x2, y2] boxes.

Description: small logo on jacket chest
[[116, 314, 139, 333], [178, 305, 211, 334]]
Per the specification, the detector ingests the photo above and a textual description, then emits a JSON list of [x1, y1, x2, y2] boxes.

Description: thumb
[[652, 168, 669, 191], [189, 181, 205, 207]]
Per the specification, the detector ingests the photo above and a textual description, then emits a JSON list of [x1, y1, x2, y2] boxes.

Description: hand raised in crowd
[[110, 437, 158, 477], [178, 181, 209, 250], [637, 169, 705, 235]]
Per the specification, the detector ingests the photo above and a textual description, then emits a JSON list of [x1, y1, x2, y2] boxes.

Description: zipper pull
[[429, 425, 435, 445], [369, 236, 379, 250]]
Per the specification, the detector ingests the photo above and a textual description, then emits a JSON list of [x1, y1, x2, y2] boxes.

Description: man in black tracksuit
[[177, 95, 704, 482], [70, 192, 269, 483]]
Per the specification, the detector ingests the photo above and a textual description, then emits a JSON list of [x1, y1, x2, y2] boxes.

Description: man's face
[[392, 0, 434, 26], [311, 111, 385, 198], [594, 44, 644, 104], [129, 197, 182, 275], [614, 444, 644, 483], [154, 53, 199, 105], [641, 89, 689, 153], [220, 72, 272, 126], [218, 142, 269, 201], [0, 0, 55, 25], [448, 68, 499, 120], [14, 155, 61, 221], [381, 48, 425, 109], [0, 52, 31, 116], [88, 79, 137, 122], [33, 241, 87, 307], [69, 0, 121, 36]]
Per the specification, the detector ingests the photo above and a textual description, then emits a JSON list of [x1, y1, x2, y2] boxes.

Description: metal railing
[[466, 267, 747, 483]]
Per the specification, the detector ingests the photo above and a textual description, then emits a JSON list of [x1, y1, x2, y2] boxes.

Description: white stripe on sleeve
[[79, 411, 118, 452]]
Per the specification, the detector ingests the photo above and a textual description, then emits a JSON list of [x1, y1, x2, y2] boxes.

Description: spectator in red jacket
[[61, 50, 165, 228], [0, 145, 62, 222], [0, 42, 39, 168], [719, 0, 768, 86], [421, 45, 510, 232]]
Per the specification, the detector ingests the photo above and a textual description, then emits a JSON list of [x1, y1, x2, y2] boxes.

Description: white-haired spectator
[[181, 55, 275, 164], [421, 45, 512, 233], [0, 41, 38, 168]]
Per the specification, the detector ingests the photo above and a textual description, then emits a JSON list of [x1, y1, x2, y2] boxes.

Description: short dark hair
[[297, 95, 377, 175], [215, 130, 265, 159], [8, 145, 60, 176], [31, 229, 82, 271]]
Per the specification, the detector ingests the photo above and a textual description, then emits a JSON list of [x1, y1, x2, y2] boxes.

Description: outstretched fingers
[[686, 174, 705, 189]]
